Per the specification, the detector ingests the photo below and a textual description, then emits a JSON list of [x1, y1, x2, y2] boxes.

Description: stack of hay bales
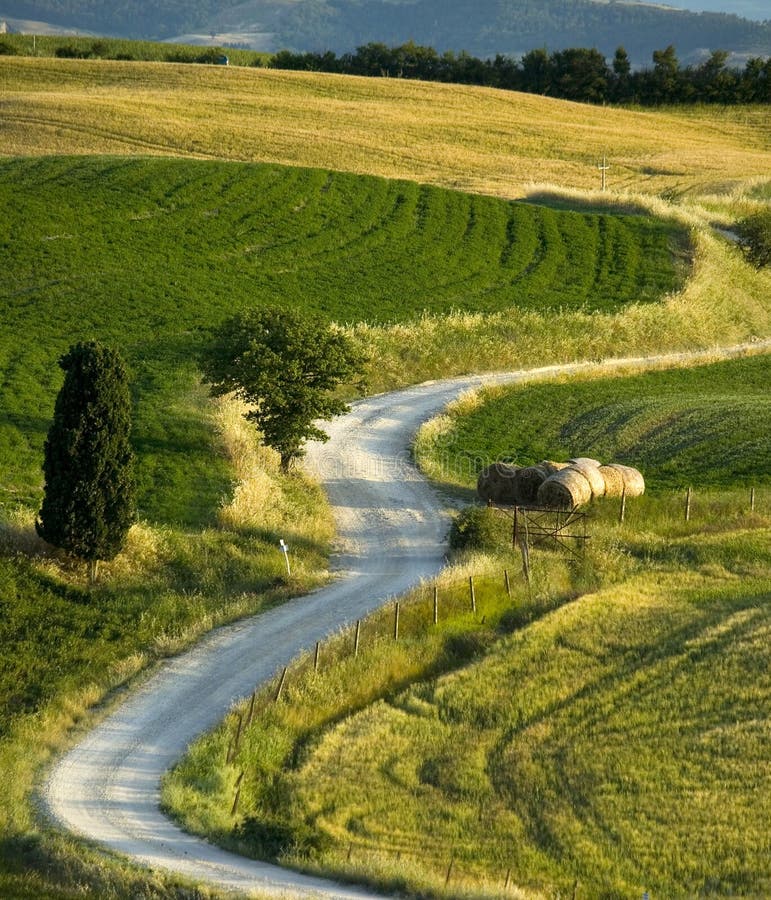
[[476, 462, 519, 504], [479, 456, 644, 510], [538, 457, 644, 509]]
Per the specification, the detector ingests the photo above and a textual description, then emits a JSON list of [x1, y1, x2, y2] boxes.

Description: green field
[[415, 354, 771, 493], [0, 155, 686, 516], [165, 497, 771, 898], [0, 390, 334, 899]]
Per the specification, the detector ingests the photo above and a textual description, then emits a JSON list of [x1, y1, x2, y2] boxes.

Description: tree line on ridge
[[270, 42, 770, 105]]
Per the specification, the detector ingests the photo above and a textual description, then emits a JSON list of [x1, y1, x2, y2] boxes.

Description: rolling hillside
[[0, 49, 769, 900], [167, 354, 771, 898], [2, 58, 771, 201]]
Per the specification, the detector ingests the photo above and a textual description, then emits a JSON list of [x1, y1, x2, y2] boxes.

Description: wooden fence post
[[314, 640, 320, 672], [233, 713, 243, 753], [750, 486, 756, 512], [246, 691, 256, 727], [504, 568, 511, 598], [469, 575, 476, 613], [520, 538, 531, 586], [433, 585, 439, 625], [619, 485, 627, 524], [685, 486, 693, 522], [231, 771, 243, 817], [354, 619, 361, 657], [394, 601, 400, 641], [445, 855, 454, 888], [274, 666, 288, 703]]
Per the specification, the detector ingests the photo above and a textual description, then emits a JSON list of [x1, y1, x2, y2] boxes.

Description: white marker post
[[279, 538, 291, 576]]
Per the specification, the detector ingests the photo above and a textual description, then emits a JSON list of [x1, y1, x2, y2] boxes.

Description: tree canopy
[[200, 307, 366, 470], [36, 341, 136, 577]]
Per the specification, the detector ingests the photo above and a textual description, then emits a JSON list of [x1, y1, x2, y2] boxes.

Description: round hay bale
[[514, 464, 549, 505], [568, 457, 602, 468], [604, 463, 645, 498], [477, 462, 519, 503], [537, 468, 593, 509], [539, 459, 570, 476], [598, 465, 626, 499], [568, 460, 606, 498]]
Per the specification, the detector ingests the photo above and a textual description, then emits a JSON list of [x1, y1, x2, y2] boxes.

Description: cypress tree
[[36, 341, 136, 579]]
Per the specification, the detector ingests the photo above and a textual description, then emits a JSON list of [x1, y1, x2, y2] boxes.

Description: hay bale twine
[[568, 460, 606, 498], [603, 463, 645, 498], [598, 465, 626, 499], [514, 464, 549, 505], [477, 462, 519, 504], [568, 457, 602, 468], [538, 468, 593, 509]]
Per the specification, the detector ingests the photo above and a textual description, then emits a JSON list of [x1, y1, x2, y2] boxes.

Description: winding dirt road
[[42, 343, 769, 898]]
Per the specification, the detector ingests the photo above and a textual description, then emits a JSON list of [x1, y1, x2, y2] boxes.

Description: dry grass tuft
[[211, 394, 335, 545], [212, 394, 283, 532]]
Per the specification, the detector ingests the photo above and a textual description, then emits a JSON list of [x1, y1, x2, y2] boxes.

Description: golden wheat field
[[2, 58, 770, 200]]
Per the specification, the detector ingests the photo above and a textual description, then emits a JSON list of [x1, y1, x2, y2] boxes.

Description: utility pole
[[598, 155, 610, 192]]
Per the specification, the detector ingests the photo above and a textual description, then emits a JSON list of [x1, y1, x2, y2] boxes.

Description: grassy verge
[[0, 394, 333, 899], [162, 491, 771, 898]]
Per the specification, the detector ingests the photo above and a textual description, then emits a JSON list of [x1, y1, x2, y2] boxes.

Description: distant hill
[[660, 0, 768, 20], [2, 0, 770, 65]]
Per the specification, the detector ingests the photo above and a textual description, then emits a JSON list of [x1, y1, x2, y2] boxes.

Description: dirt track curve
[[43, 342, 769, 898]]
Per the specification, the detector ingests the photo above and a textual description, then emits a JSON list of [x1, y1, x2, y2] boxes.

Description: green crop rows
[[0, 156, 685, 519]]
